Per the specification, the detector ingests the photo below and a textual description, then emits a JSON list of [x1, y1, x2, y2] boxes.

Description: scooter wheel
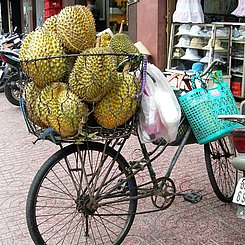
[[4, 80, 21, 106]]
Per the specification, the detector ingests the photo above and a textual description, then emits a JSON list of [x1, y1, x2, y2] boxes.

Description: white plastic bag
[[139, 63, 181, 143], [138, 81, 166, 143]]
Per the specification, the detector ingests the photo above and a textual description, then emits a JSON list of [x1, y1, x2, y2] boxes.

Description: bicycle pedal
[[183, 192, 202, 204], [130, 162, 144, 170]]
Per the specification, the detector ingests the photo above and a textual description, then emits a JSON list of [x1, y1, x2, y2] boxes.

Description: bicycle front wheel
[[204, 136, 237, 203], [26, 142, 138, 245]]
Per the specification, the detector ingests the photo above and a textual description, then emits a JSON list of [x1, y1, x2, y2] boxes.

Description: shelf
[[232, 40, 245, 44], [232, 73, 243, 78], [167, 23, 231, 79], [231, 56, 244, 60]]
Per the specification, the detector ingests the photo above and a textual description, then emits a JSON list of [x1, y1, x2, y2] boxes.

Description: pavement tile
[[0, 93, 245, 244]]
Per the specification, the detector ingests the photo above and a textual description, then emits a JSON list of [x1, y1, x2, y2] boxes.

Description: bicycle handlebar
[[0, 49, 20, 58], [218, 115, 245, 125], [200, 59, 226, 77], [187, 59, 226, 77]]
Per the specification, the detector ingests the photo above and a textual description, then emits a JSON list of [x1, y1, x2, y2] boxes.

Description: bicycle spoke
[[205, 136, 237, 202], [27, 143, 137, 244]]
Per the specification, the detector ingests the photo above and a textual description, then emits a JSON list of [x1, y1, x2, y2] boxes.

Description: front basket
[[20, 53, 146, 143]]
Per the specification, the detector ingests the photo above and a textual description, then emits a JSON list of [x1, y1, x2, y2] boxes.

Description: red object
[[44, 0, 62, 21], [231, 81, 241, 96], [0, 54, 8, 63], [44, 0, 61, 9], [232, 127, 245, 153]]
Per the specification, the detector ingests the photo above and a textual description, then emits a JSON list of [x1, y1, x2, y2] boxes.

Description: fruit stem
[[123, 63, 130, 75], [95, 36, 101, 48], [119, 20, 125, 34]]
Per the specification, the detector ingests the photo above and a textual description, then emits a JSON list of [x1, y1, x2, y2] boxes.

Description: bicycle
[[20, 54, 239, 244]]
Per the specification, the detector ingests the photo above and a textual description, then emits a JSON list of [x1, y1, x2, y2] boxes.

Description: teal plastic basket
[[178, 82, 241, 144]]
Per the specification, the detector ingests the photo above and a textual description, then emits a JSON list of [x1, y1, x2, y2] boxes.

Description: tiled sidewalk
[[0, 93, 244, 245]]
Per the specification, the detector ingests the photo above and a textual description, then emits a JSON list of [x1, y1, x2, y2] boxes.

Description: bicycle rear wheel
[[26, 141, 137, 245], [204, 136, 237, 203]]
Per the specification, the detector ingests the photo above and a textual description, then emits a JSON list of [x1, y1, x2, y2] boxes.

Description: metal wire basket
[[20, 53, 146, 143]]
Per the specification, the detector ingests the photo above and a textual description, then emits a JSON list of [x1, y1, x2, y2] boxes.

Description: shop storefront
[[0, 0, 130, 34], [0, 1, 243, 72], [165, 0, 245, 98], [0, 0, 22, 34]]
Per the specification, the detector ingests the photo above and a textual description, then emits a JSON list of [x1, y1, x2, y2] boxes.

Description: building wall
[[128, 3, 137, 42], [136, 0, 167, 69], [62, 0, 75, 7]]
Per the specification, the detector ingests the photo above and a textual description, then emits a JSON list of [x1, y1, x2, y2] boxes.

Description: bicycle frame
[[79, 114, 196, 215]]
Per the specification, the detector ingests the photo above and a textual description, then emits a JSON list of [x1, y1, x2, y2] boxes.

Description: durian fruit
[[100, 32, 112, 47], [109, 20, 139, 63], [68, 44, 118, 103], [38, 82, 89, 138], [64, 56, 76, 81], [19, 31, 36, 72], [56, 5, 96, 53], [94, 71, 141, 129], [21, 29, 67, 88], [42, 14, 58, 34], [22, 81, 47, 128], [19, 31, 36, 61]]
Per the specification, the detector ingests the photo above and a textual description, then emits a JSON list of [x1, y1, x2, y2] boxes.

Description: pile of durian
[[20, 5, 141, 138]]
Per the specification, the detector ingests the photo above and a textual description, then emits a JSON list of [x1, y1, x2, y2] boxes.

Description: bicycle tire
[[26, 142, 138, 245], [204, 136, 237, 203]]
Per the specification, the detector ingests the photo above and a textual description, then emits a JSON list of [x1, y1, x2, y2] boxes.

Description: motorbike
[[0, 49, 25, 106], [218, 101, 245, 219], [0, 29, 24, 92]]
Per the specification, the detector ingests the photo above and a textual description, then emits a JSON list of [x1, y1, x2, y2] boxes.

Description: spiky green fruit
[[94, 72, 141, 129], [56, 5, 96, 53], [39, 82, 89, 137], [68, 47, 118, 103]]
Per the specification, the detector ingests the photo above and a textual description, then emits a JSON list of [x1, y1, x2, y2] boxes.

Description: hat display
[[232, 27, 245, 40], [175, 36, 191, 48], [172, 62, 186, 71], [202, 39, 225, 52], [188, 37, 205, 49], [200, 51, 225, 63], [231, 64, 243, 74], [181, 48, 201, 61], [175, 24, 191, 35], [189, 62, 204, 72], [189, 25, 201, 36], [198, 28, 212, 38], [215, 28, 229, 38], [173, 48, 185, 58]]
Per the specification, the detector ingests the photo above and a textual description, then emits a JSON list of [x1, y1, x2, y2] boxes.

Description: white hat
[[175, 36, 191, 48], [215, 28, 229, 38], [200, 51, 224, 63], [189, 25, 201, 36], [175, 24, 191, 35], [181, 48, 201, 61]]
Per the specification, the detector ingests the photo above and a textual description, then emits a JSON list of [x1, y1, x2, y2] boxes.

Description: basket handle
[[190, 72, 207, 90]]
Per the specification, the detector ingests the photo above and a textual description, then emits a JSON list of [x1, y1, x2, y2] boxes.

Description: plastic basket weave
[[20, 53, 146, 143], [178, 82, 241, 144]]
